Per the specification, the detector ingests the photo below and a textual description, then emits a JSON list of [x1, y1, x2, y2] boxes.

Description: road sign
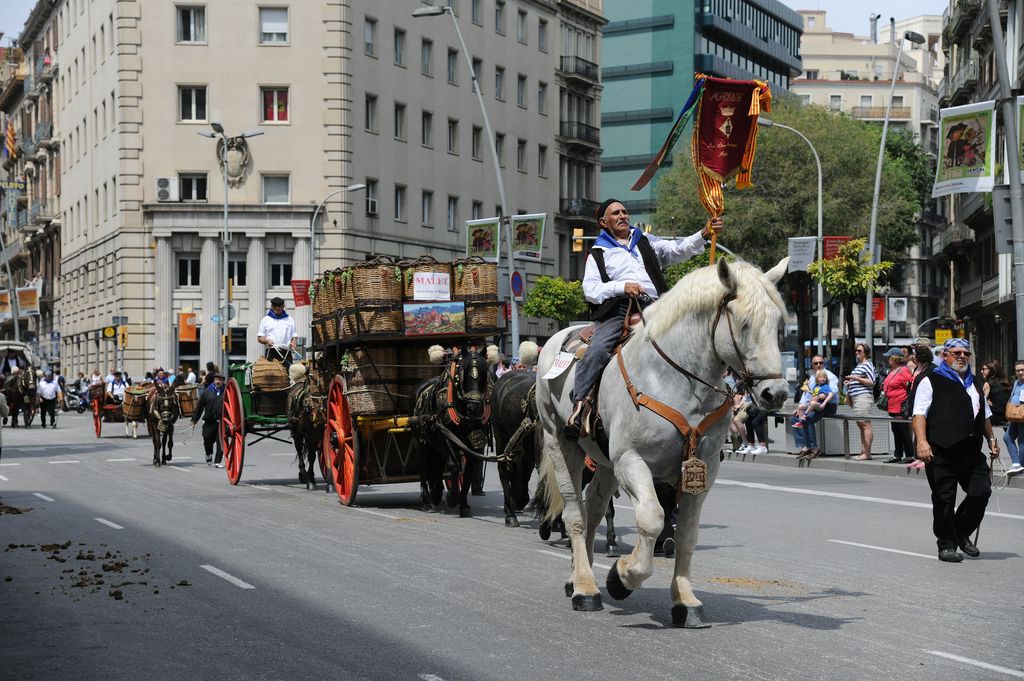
[[510, 270, 524, 301], [112, 315, 128, 325], [218, 304, 237, 322], [101, 326, 117, 340], [210, 314, 223, 324]]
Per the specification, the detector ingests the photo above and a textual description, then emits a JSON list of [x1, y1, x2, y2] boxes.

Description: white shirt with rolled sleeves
[[37, 379, 61, 400], [911, 375, 991, 419], [582, 229, 706, 304], [257, 314, 297, 350], [107, 379, 127, 399]]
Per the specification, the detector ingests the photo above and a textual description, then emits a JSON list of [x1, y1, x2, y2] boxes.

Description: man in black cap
[[564, 199, 723, 438], [192, 372, 226, 467], [257, 296, 297, 366]]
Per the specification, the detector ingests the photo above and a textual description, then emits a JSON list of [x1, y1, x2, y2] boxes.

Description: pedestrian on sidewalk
[[36, 370, 62, 428], [844, 343, 876, 460], [1002, 360, 1024, 477], [911, 338, 999, 562], [881, 348, 914, 463], [192, 372, 226, 467]]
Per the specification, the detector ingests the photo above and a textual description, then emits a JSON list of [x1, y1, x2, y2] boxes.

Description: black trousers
[[888, 416, 913, 460], [39, 398, 57, 426], [924, 439, 991, 551], [745, 407, 768, 443], [202, 420, 223, 464]]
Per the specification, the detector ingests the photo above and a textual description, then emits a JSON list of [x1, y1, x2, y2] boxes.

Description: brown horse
[[147, 383, 180, 466], [287, 364, 325, 490]]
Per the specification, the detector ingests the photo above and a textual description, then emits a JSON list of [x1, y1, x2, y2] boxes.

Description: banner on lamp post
[[932, 100, 997, 198], [822, 236, 853, 260], [511, 213, 546, 261], [787, 236, 817, 272], [0, 291, 10, 321], [888, 297, 907, 323], [291, 280, 311, 307], [466, 217, 501, 264], [872, 296, 886, 322], [15, 286, 38, 316]]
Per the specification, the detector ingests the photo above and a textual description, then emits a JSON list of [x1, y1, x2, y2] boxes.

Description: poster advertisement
[[786, 236, 817, 272], [0, 291, 10, 321], [511, 213, 546, 261], [15, 286, 38, 315], [412, 271, 451, 301], [178, 312, 197, 342], [932, 100, 996, 198], [466, 218, 500, 263], [888, 297, 908, 323], [291, 279, 311, 307]]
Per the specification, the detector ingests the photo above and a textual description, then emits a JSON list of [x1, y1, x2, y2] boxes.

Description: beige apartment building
[[0, 0, 603, 376]]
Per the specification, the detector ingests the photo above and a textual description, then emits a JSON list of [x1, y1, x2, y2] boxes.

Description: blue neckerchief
[[267, 308, 289, 320], [594, 227, 643, 255], [209, 384, 223, 396], [933, 360, 973, 390]]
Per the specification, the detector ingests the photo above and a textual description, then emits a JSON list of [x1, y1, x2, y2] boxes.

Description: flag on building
[[3, 120, 16, 160]]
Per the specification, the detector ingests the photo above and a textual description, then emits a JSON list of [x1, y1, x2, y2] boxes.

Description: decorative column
[[291, 235, 311, 346], [200, 237, 220, 367], [246, 235, 267, 364], [154, 236, 175, 371]]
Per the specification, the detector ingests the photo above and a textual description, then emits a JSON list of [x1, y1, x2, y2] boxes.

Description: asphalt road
[[1, 411, 1022, 681]]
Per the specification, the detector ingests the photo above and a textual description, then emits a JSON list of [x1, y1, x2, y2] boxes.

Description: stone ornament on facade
[[216, 136, 251, 188]]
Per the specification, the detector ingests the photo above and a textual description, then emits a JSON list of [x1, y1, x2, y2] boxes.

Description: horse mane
[[637, 260, 785, 343]]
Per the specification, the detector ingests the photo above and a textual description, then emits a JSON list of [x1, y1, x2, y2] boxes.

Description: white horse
[[535, 256, 791, 627]]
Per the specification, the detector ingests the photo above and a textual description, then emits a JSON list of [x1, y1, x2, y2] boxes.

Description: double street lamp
[[412, 4, 520, 353], [198, 122, 263, 369], [756, 116, 823, 356]]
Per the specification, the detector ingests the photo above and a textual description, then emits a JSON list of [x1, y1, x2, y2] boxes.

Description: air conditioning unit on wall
[[366, 197, 379, 216], [155, 177, 179, 202]]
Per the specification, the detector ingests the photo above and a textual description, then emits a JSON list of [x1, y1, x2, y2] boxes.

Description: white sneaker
[[1008, 463, 1024, 476], [749, 445, 767, 455], [737, 443, 751, 453]]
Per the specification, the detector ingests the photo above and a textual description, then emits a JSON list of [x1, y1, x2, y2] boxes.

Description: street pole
[[756, 117, 823, 356], [310, 183, 366, 280], [864, 30, 925, 351], [413, 5, 520, 354], [987, 0, 1024, 360]]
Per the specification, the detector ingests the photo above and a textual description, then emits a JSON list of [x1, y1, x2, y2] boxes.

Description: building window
[[421, 190, 433, 227], [472, 57, 482, 92], [421, 38, 432, 75], [228, 259, 247, 286], [176, 6, 206, 43], [538, 18, 547, 52], [261, 87, 289, 122], [805, 69, 819, 80], [495, 66, 505, 100], [471, 0, 481, 25], [365, 178, 379, 215], [517, 138, 527, 172], [447, 118, 458, 154], [179, 173, 207, 201], [447, 49, 458, 84], [177, 256, 200, 287], [394, 102, 407, 141], [495, 133, 505, 166], [495, 1, 505, 34], [178, 85, 206, 121], [447, 196, 459, 232], [394, 184, 406, 222], [365, 94, 378, 132], [393, 28, 406, 66], [471, 125, 482, 160], [471, 200, 483, 219], [829, 94, 841, 111], [538, 81, 547, 114], [262, 174, 290, 203], [517, 10, 527, 43], [421, 110, 433, 147], [269, 258, 292, 287], [537, 144, 547, 177], [860, 95, 872, 107], [516, 74, 527, 108], [258, 7, 288, 44], [364, 17, 377, 56]]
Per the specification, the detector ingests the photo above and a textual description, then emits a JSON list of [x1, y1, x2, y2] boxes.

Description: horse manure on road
[[707, 576, 801, 592], [0, 502, 32, 515]]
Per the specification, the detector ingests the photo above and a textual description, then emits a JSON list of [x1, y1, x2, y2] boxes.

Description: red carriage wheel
[[92, 398, 102, 438], [324, 375, 360, 506], [220, 378, 246, 485]]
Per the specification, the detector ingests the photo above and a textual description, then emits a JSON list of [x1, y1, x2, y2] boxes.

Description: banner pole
[[708, 225, 718, 264]]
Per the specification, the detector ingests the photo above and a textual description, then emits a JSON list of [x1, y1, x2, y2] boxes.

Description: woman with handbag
[[1001, 360, 1024, 476], [880, 348, 914, 463], [979, 360, 1010, 427]]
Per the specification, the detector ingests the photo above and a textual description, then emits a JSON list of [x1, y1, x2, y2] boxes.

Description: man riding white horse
[[564, 198, 723, 439]]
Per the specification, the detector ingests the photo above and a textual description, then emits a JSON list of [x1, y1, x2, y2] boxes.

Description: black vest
[[588, 235, 669, 322], [925, 372, 985, 450]]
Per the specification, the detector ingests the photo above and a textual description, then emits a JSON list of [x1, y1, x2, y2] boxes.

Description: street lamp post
[[198, 123, 263, 370], [310, 183, 366, 280], [412, 4, 519, 354], [757, 116, 823, 356], [864, 30, 926, 349]]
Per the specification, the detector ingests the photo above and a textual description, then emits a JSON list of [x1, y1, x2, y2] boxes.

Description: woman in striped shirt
[[844, 343, 876, 460]]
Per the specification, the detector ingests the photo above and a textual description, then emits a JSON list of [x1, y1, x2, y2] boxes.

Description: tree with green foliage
[[651, 96, 928, 277], [521, 276, 588, 325], [807, 238, 893, 374]]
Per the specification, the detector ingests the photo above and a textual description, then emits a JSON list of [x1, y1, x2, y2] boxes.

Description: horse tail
[[535, 447, 563, 523]]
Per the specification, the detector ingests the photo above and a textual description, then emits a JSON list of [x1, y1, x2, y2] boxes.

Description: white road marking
[[0, 474, 8, 481], [167, 465, 190, 473], [270, 452, 294, 457], [347, 507, 400, 520], [48, 460, 80, 464], [32, 493, 54, 502], [0, 462, 19, 466], [419, 675, 447, 681], [247, 484, 272, 491], [94, 518, 124, 530], [828, 540, 937, 560], [537, 548, 612, 571], [925, 650, 1024, 678], [200, 564, 255, 589], [717, 479, 1024, 521], [106, 458, 137, 462], [175, 456, 193, 460]]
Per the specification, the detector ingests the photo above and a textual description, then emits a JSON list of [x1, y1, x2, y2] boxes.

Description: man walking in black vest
[[911, 338, 999, 562], [564, 199, 722, 438]]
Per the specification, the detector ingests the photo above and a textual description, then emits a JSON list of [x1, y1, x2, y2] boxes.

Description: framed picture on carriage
[[403, 301, 466, 336]]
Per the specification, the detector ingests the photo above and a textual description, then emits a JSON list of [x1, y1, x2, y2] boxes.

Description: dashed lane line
[[0, 462, 20, 466], [94, 518, 124, 530], [32, 493, 54, 502], [925, 650, 1024, 678], [537, 548, 613, 571], [48, 460, 80, 464], [166, 465, 191, 473], [200, 564, 255, 589], [828, 540, 937, 560], [0, 474, 8, 481], [347, 507, 402, 520], [106, 458, 137, 462], [419, 675, 448, 681]]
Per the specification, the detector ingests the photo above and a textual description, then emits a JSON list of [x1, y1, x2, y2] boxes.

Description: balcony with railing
[[851, 106, 913, 120], [559, 197, 599, 218], [17, 133, 35, 157], [938, 77, 950, 105], [959, 276, 982, 307], [33, 121, 52, 149], [951, 61, 979, 101], [934, 222, 975, 255], [559, 55, 599, 83], [29, 198, 54, 224], [559, 120, 600, 146], [951, 0, 981, 41], [34, 51, 56, 82], [16, 209, 28, 229]]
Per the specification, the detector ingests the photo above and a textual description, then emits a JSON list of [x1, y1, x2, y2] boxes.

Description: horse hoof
[[662, 538, 675, 559], [605, 543, 620, 558], [605, 561, 633, 601], [459, 507, 473, 518], [571, 594, 603, 612], [671, 604, 711, 629], [564, 582, 573, 597], [505, 516, 520, 528], [538, 521, 552, 541], [298, 471, 307, 484]]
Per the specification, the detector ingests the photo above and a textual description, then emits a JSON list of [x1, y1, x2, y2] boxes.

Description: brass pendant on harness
[[680, 456, 708, 495]]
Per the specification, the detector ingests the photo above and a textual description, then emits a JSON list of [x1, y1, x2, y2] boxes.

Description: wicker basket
[[338, 348, 398, 415], [399, 256, 452, 301], [397, 346, 440, 412], [252, 357, 290, 391], [175, 384, 200, 418], [123, 388, 148, 421], [342, 304, 403, 337], [452, 257, 498, 302], [465, 300, 502, 331]]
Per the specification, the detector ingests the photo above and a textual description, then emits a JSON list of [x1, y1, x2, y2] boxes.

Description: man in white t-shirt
[[257, 296, 297, 365]]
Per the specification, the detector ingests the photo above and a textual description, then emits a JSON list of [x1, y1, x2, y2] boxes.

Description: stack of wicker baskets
[[452, 256, 500, 331], [397, 345, 439, 412], [311, 269, 346, 345], [341, 257, 403, 337], [342, 347, 399, 415], [398, 255, 452, 301]]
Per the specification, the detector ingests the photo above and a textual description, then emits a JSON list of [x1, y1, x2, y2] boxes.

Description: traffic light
[[117, 325, 128, 350], [222, 333, 231, 352], [572, 227, 584, 253]]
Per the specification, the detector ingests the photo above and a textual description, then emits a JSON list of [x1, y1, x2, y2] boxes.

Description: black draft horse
[[491, 369, 541, 528], [147, 383, 180, 467], [413, 344, 492, 518], [287, 364, 325, 490]]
